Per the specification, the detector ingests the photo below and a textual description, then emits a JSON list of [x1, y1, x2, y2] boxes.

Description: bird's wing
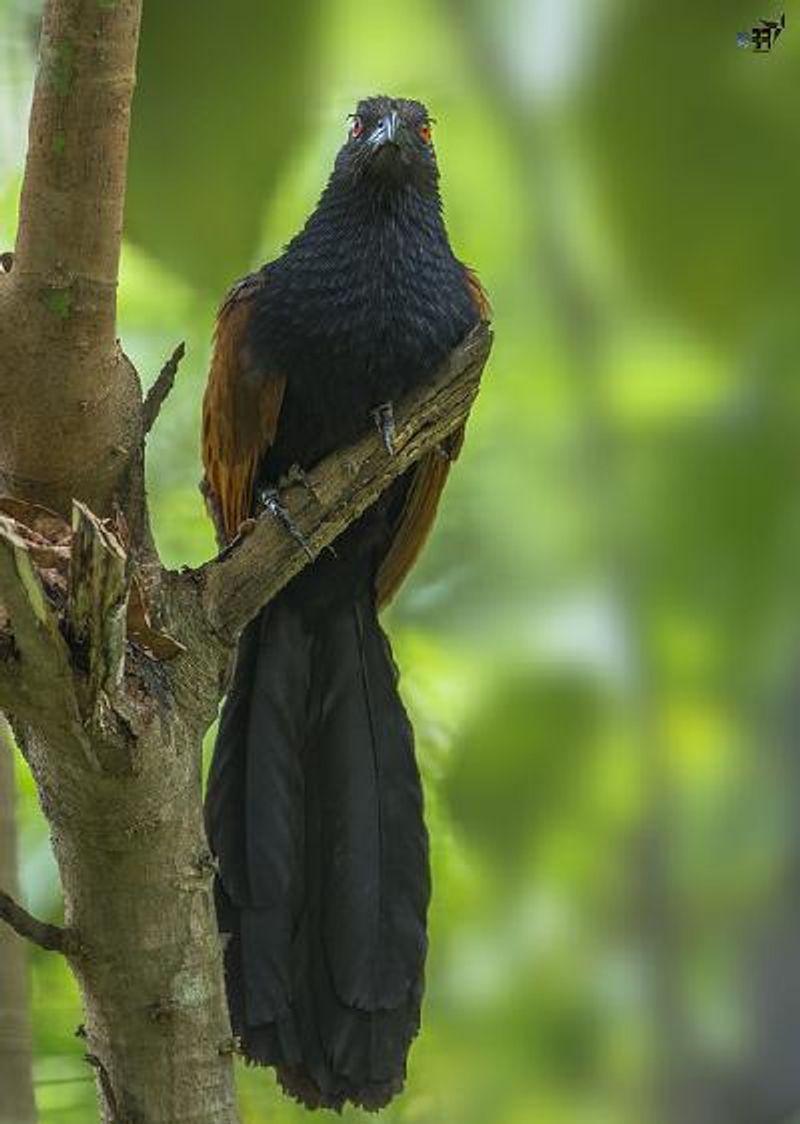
[[375, 267, 491, 608], [464, 265, 493, 323], [202, 274, 286, 543]]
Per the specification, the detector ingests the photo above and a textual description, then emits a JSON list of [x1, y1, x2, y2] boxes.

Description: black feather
[[206, 590, 428, 1110]]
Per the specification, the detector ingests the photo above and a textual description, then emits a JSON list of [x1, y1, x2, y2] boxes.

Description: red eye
[[350, 116, 364, 139], [419, 123, 432, 144]]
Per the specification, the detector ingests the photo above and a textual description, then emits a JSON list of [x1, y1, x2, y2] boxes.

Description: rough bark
[[0, 722, 37, 1124], [0, 3, 492, 1122], [0, 492, 241, 1123], [0, 0, 142, 523]]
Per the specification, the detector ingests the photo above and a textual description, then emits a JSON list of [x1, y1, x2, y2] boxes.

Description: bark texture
[[0, 3, 492, 1122], [0, 0, 142, 520], [0, 723, 37, 1124]]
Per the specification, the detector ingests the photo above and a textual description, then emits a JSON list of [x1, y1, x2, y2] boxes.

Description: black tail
[[205, 590, 430, 1111]]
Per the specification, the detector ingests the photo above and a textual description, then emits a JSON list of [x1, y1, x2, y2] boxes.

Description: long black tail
[[205, 590, 430, 1111]]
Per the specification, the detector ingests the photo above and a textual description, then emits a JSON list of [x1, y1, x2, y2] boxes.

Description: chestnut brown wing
[[202, 275, 286, 543], [375, 267, 491, 608]]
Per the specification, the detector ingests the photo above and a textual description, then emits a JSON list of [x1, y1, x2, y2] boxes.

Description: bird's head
[[334, 95, 439, 195]]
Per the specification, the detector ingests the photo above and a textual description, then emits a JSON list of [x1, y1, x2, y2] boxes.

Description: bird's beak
[[368, 110, 400, 148]]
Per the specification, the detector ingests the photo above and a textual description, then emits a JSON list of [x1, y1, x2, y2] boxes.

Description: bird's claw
[[258, 486, 314, 560], [372, 401, 396, 455]]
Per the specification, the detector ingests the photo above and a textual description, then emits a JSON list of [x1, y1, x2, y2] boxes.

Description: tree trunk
[[0, 4, 491, 1122], [0, 3, 240, 1120], [0, 722, 37, 1124]]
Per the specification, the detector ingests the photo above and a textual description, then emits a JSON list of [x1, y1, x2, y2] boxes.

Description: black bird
[[202, 94, 490, 1112]]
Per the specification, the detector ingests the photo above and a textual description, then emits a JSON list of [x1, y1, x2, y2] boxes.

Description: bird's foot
[[257, 485, 314, 560], [371, 401, 396, 455]]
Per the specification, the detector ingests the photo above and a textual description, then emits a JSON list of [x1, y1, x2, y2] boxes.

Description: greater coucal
[[202, 94, 490, 1112]]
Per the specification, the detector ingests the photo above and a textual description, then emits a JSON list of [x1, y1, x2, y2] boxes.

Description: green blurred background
[[2, 1, 800, 1121]]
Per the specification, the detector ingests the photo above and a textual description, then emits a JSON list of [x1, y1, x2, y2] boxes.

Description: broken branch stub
[[0, 516, 72, 677], [0, 888, 77, 956], [67, 502, 129, 712]]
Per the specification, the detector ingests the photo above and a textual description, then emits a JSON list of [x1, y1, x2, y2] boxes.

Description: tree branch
[[193, 323, 493, 644], [0, 889, 74, 956]]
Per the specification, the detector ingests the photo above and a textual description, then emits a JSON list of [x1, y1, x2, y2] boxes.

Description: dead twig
[[142, 342, 186, 435], [0, 887, 77, 955], [85, 1052, 123, 1122]]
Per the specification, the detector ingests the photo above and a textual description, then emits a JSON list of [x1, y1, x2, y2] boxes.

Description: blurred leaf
[[581, 1, 800, 342], [444, 670, 607, 866], [127, 0, 323, 293]]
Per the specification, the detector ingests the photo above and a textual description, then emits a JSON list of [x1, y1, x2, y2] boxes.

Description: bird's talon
[[258, 486, 314, 560], [372, 402, 396, 455]]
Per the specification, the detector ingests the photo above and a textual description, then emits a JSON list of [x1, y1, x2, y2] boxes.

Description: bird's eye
[[418, 123, 432, 144], [350, 116, 364, 140]]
